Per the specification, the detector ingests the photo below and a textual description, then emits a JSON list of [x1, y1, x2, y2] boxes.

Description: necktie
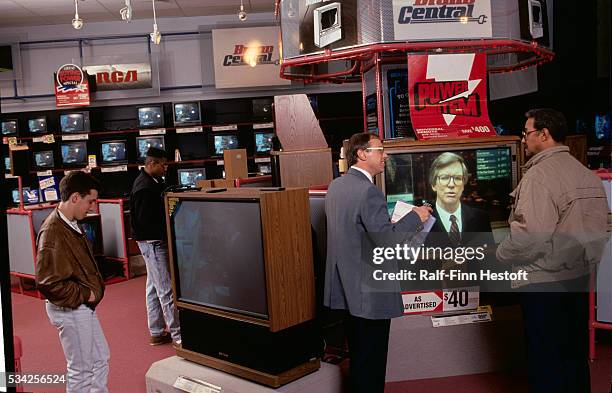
[[449, 214, 461, 246]]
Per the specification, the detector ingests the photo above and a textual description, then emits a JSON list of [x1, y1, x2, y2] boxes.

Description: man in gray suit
[[324, 132, 431, 393]]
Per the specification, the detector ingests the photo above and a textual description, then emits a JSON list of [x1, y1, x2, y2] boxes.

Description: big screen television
[[254, 131, 275, 154], [100, 140, 128, 165], [136, 136, 165, 162], [138, 106, 164, 129], [1, 120, 17, 135], [60, 112, 90, 133], [381, 136, 522, 237], [28, 117, 47, 134], [61, 141, 88, 167], [178, 168, 206, 187], [173, 102, 201, 126], [33, 150, 54, 169], [213, 134, 238, 156]]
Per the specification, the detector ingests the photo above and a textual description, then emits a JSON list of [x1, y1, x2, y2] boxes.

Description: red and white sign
[[408, 53, 496, 140], [82, 63, 152, 91], [403, 287, 479, 315], [54, 64, 90, 108]]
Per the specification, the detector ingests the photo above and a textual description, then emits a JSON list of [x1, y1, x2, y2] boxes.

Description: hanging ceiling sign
[[54, 63, 90, 108], [212, 26, 290, 89], [82, 62, 152, 91], [408, 53, 496, 140], [393, 0, 492, 41]]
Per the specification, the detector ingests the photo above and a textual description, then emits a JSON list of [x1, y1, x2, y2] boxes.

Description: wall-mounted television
[[28, 117, 47, 134], [100, 140, 128, 165], [138, 106, 164, 129], [213, 134, 238, 156], [14, 187, 40, 205], [60, 141, 88, 167], [254, 131, 275, 154], [174, 102, 202, 126], [33, 150, 54, 169], [1, 119, 17, 135], [313, 2, 342, 48], [79, 214, 104, 255], [60, 112, 90, 134], [136, 136, 165, 162], [177, 168, 206, 187], [595, 113, 610, 140]]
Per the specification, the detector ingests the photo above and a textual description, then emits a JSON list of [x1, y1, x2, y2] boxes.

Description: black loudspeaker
[[0, 46, 13, 72], [252, 98, 273, 119], [180, 308, 322, 375], [9, 147, 30, 177]]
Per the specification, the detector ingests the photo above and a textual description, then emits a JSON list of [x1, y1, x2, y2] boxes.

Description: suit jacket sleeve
[[360, 185, 423, 233]]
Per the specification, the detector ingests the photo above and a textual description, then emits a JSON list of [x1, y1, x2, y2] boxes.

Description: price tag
[[253, 122, 274, 129], [176, 126, 204, 134], [139, 128, 166, 136], [254, 157, 271, 163], [43, 134, 55, 143], [173, 376, 222, 393], [211, 124, 237, 132], [100, 165, 128, 173], [216, 160, 224, 166], [431, 310, 491, 327], [442, 286, 479, 312], [402, 286, 479, 315], [37, 170, 53, 178], [62, 133, 89, 141], [33, 137, 45, 143]]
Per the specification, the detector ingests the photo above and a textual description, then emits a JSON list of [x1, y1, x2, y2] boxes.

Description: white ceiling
[[0, 0, 274, 27]]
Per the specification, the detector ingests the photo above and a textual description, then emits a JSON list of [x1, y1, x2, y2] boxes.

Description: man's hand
[[413, 205, 433, 223]]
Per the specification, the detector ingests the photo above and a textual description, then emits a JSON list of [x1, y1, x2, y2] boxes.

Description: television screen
[[136, 136, 165, 162], [34, 150, 54, 169], [178, 168, 206, 187], [79, 215, 103, 255], [174, 102, 201, 125], [61, 141, 88, 166], [1, 120, 17, 135], [254, 132, 274, 154], [171, 199, 268, 318], [257, 163, 271, 175], [595, 113, 610, 140], [19, 187, 39, 205], [28, 118, 47, 134], [138, 106, 164, 129], [213, 134, 238, 156], [176, 134, 208, 160], [100, 140, 127, 164], [11, 189, 19, 204], [383, 145, 518, 231], [4, 157, 10, 172], [60, 112, 90, 133]]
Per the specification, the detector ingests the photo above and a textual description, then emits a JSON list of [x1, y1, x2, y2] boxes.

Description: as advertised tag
[[402, 286, 479, 315], [139, 128, 166, 136], [402, 291, 443, 314], [62, 133, 88, 141]]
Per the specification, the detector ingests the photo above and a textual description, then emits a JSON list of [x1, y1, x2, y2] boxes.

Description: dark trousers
[[344, 314, 391, 393], [520, 276, 590, 393]]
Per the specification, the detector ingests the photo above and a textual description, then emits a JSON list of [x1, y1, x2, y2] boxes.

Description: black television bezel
[[254, 131, 275, 155], [28, 116, 48, 134], [79, 215, 104, 255], [212, 133, 239, 157], [1, 119, 18, 136], [60, 111, 91, 134], [177, 167, 206, 186], [33, 149, 55, 170], [60, 140, 88, 167], [173, 101, 202, 126], [99, 139, 128, 166], [135, 135, 166, 163], [137, 105, 165, 129]]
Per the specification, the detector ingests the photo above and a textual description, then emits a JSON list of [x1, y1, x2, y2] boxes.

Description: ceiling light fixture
[[72, 0, 83, 30], [150, 0, 161, 45], [238, 0, 247, 21], [120, 0, 133, 22]]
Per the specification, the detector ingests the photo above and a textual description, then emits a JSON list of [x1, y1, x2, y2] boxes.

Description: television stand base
[[176, 346, 320, 388]]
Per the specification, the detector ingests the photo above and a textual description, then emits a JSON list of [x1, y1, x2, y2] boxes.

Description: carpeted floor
[[11, 275, 612, 392]]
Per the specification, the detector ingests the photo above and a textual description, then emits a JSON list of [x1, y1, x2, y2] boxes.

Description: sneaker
[[172, 339, 182, 349], [149, 332, 172, 346]]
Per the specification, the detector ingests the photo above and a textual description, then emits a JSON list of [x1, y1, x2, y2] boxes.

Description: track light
[[72, 0, 83, 30], [120, 0, 133, 22], [238, 0, 247, 21], [150, 0, 161, 44]]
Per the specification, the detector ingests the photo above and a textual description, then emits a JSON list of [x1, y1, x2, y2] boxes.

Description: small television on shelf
[[258, 162, 271, 175], [28, 117, 47, 134], [595, 113, 610, 140], [213, 134, 238, 156], [136, 136, 165, 162], [4, 157, 10, 172], [33, 150, 54, 169], [11, 189, 19, 204], [15, 187, 40, 205], [1, 119, 17, 135], [61, 141, 88, 167], [60, 112, 90, 134], [177, 168, 206, 187], [79, 214, 103, 255], [138, 106, 164, 129], [254, 131, 275, 154], [100, 140, 128, 165], [174, 102, 201, 125]]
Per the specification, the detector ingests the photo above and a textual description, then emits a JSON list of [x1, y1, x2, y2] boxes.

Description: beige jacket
[[496, 145, 609, 286]]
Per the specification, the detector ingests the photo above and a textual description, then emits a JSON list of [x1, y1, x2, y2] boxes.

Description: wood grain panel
[[223, 148, 248, 180], [274, 94, 327, 151], [275, 148, 333, 188]]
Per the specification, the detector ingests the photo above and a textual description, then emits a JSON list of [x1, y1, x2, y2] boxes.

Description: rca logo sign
[[96, 70, 138, 84], [83, 62, 152, 91]]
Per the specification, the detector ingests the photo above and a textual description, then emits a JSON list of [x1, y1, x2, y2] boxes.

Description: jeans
[[137, 240, 181, 341], [45, 302, 110, 393]]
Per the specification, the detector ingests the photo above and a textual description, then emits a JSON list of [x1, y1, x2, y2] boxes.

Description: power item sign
[[54, 64, 90, 108], [393, 0, 492, 40], [408, 53, 496, 140], [82, 63, 152, 91]]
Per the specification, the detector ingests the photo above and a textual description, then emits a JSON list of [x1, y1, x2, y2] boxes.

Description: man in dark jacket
[[130, 147, 180, 345], [36, 171, 109, 393]]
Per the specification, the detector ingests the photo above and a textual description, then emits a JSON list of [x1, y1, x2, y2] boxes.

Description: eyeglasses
[[437, 175, 464, 185], [522, 129, 541, 138], [365, 147, 385, 153]]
